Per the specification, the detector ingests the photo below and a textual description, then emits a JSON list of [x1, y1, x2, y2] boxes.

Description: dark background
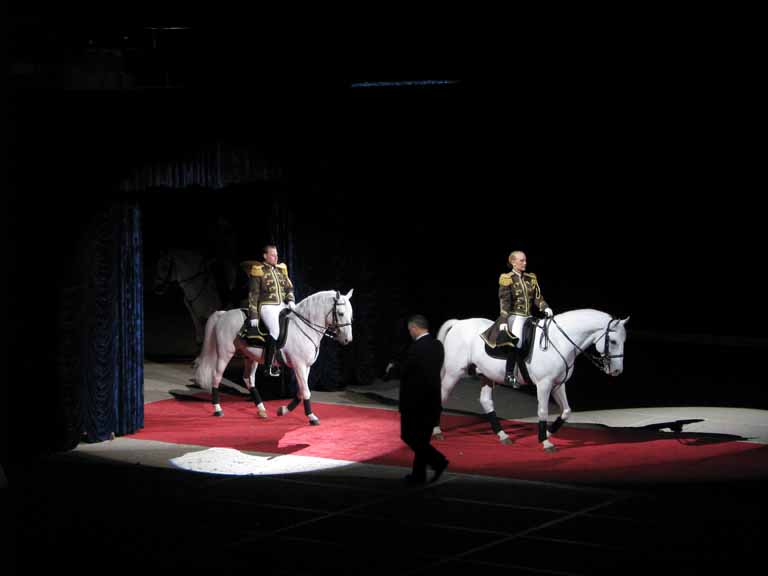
[[9, 21, 765, 465], [8, 14, 767, 576]]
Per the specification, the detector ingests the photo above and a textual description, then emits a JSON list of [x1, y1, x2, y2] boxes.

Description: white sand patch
[[170, 447, 355, 476]]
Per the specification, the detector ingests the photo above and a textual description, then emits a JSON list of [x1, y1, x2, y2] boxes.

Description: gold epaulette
[[250, 264, 265, 277], [499, 273, 513, 287], [524, 272, 537, 280], [240, 260, 259, 274], [277, 262, 288, 275]]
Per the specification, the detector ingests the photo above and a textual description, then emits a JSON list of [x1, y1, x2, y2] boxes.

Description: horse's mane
[[550, 309, 622, 339], [296, 290, 336, 307], [295, 290, 341, 319], [554, 308, 612, 323], [297, 290, 337, 307]]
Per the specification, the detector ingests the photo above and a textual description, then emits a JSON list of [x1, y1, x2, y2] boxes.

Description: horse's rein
[[291, 296, 350, 341], [538, 317, 623, 380], [537, 318, 576, 385]]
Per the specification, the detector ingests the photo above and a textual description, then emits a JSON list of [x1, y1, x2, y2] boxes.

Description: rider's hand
[[544, 308, 554, 318], [250, 319, 259, 327]]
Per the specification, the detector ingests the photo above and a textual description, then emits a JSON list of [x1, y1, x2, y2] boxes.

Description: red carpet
[[129, 395, 768, 484]]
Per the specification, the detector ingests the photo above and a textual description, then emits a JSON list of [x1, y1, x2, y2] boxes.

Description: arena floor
[[16, 360, 768, 575]]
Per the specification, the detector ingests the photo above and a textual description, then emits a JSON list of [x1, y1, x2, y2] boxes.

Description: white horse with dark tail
[[194, 289, 354, 424], [434, 309, 628, 451]]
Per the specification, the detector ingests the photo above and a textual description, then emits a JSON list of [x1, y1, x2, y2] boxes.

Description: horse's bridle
[[592, 318, 625, 373], [539, 316, 625, 381], [291, 291, 352, 341]]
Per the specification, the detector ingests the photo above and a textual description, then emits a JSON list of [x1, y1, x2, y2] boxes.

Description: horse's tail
[[437, 319, 459, 345], [437, 319, 460, 381], [193, 311, 224, 390]]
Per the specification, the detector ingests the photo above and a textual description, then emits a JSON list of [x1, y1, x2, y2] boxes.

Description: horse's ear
[[345, 288, 354, 300], [620, 316, 630, 325]]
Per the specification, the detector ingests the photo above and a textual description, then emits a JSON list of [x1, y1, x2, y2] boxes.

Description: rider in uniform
[[247, 244, 296, 376], [483, 250, 553, 387]]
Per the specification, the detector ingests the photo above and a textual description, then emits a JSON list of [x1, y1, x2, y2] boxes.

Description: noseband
[[592, 318, 625, 373], [325, 291, 353, 338]]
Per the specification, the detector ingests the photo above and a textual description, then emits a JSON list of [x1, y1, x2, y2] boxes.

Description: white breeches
[[507, 315, 529, 349], [260, 303, 288, 340]]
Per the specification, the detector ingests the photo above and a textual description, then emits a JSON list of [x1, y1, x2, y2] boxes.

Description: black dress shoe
[[403, 474, 426, 485], [431, 459, 449, 483]]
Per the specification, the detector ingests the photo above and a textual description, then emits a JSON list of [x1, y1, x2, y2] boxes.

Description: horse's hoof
[[309, 419, 320, 426], [544, 444, 557, 453], [500, 436, 513, 445], [433, 433, 444, 441], [277, 406, 288, 416], [257, 409, 268, 419], [214, 410, 223, 417]]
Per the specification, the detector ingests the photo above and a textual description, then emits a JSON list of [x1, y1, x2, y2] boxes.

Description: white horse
[[153, 249, 222, 344], [193, 289, 354, 424], [434, 309, 629, 451]]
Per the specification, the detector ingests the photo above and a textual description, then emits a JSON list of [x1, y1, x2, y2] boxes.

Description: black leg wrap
[[211, 388, 220, 405], [303, 399, 313, 416], [249, 387, 262, 405], [548, 416, 565, 434], [538, 420, 548, 443], [485, 410, 503, 434], [286, 397, 300, 412]]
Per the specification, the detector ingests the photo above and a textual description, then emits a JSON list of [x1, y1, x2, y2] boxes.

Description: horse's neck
[[555, 309, 611, 353], [296, 292, 332, 327], [172, 251, 219, 308], [291, 293, 332, 347]]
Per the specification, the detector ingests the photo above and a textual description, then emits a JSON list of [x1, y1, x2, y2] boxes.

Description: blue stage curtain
[[81, 202, 144, 442], [117, 203, 144, 435]]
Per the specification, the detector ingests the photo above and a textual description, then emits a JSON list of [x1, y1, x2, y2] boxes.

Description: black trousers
[[400, 417, 447, 480]]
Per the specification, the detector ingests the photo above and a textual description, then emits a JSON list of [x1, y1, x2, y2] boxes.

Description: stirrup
[[505, 373, 520, 388], [269, 365, 281, 377]]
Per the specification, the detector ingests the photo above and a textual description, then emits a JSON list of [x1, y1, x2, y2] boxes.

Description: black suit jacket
[[399, 334, 444, 429]]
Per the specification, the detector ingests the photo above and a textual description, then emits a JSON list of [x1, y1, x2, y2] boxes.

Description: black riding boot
[[246, 316, 260, 340], [264, 337, 281, 377], [505, 348, 520, 388]]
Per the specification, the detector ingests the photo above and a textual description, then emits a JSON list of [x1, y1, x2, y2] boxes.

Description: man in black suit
[[399, 314, 449, 484]]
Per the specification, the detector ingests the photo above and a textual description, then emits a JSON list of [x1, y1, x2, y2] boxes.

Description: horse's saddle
[[483, 317, 536, 364], [238, 308, 292, 349]]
